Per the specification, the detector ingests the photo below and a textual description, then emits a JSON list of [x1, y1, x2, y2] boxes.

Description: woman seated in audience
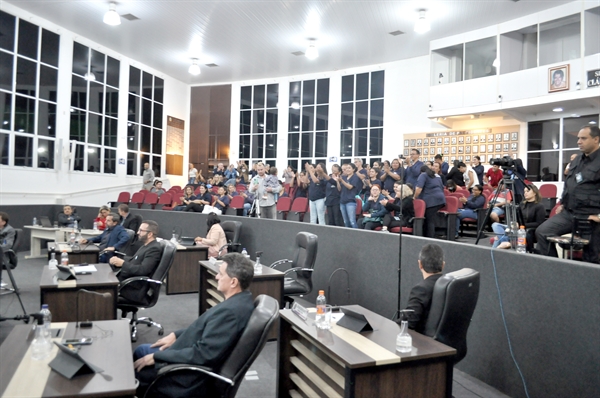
[[94, 205, 110, 230], [213, 186, 230, 213], [173, 186, 196, 211], [237, 161, 249, 183], [492, 185, 545, 250], [455, 184, 485, 238], [358, 184, 388, 230], [150, 180, 166, 197], [361, 168, 382, 200], [446, 180, 458, 193], [185, 184, 213, 212], [194, 213, 227, 258], [212, 174, 224, 187], [414, 165, 446, 238], [380, 181, 415, 232]]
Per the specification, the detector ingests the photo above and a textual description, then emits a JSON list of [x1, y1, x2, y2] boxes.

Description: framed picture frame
[[511, 143, 518, 151], [488, 134, 494, 142], [458, 156, 463, 162], [430, 138, 436, 145], [458, 146, 464, 154], [495, 134, 502, 142], [495, 144, 501, 152], [480, 135, 485, 143], [511, 132, 518, 141], [437, 147, 443, 154], [549, 65, 569, 93], [417, 139, 422, 146], [488, 144, 494, 153], [423, 148, 429, 155], [451, 146, 457, 154], [480, 155, 486, 162], [437, 138, 443, 145], [404, 140, 409, 147], [458, 136, 464, 144], [451, 137, 457, 145], [444, 137, 450, 145], [472, 135, 478, 144], [503, 133, 510, 141], [480, 144, 486, 153], [410, 139, 416, 147], [423, 138, 428, 146], [465, 156, 471, 162], [466, 136, 471, 144], [472, 145, 478, 154], [465, 145, 471, 154], [403, 149, 409, 156], [503, 143, 509, 151], [444, 147, 449, 154]]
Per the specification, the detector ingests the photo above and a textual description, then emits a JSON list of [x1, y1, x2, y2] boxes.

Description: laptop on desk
[[40, 216, 53, 228]]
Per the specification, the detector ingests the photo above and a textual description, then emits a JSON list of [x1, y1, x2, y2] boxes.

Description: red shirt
[[94, 216, 107, 230], [485, 168, 503, 187]]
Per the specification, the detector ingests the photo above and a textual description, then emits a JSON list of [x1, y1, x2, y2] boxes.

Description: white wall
[[0, 3, 191, 207]]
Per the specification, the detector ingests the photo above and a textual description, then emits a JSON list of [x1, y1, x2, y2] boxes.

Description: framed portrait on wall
[[423, 148, 429, 155], [458, 146, 463, 154], [438, 138, 443, 145], [472, 135, 478, 144], [495, 144, 501, 151], [465, 156, 471, 162], [480, 145, 486, 153], [444, 137, 450, 145], [511, 132, 518, 141], [458, 156, 463, 162], [417, 139, 422, 146], [549, 65, 569, 92], [488, 134, 494, 142], [466, 145, 471, 154], [480, 155, 486, 162], [466, 136, 471, 144], [451, 147, 457, 154], [503, 133, 510, 141], [423, 138, 429, 146], [495, 134, 502, 142], [488, 144, 494, 153], [451, 137, 457, 145], [450, 156, 456, 162], [410, 139, 416, 147], [503, 143, 509, 151], [458, 136, 464, 144], [437, 147, 443, 154], [444, 147, 449, 154], [403, 149, 409, 156], [404, 140, 409, 147], [430, 138, 436, 145], [511, 143, 518, 151], [480, 135, 485, 143], [472, 145, 478, 154]]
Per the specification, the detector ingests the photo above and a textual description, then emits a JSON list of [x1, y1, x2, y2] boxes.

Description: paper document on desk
[[74, 265, 97, 273]]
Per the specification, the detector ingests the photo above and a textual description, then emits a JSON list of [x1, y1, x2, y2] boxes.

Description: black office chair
[[269, 232, 318, 306], [144, 295, 279, 398], [0, 230, 27, 316], [120, 228, 136, 255], [117, 240, 177, 342], [221, 221, 242, 253], [423, 268, 480, 364], [3, 228, 22, 269]]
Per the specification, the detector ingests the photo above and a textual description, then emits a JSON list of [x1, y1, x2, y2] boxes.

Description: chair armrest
[[269, 259, 293, 269], [156, 363, 234, 385], [118, 276, 161, 292], [283, 267, 314, 277]]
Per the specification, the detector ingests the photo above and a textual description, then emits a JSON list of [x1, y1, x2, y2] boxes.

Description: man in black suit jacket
[[118, 204, 142, 233], [110, 220, 162, 302], [133, 253, 255, 397], [403, 243, 445, 333]]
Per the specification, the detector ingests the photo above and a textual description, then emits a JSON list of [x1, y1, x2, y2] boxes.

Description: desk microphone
[[76, 289, 112, 329]]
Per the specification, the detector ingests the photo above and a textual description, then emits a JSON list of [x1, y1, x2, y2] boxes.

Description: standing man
[[132, 253, 254, 397], [306, 163, 327, 225], [142, 163, 155, 191], [536, 125, 600, 263], [324, 164, 344, 227], [405, 149, 424, 187], [402, 243, 445, 333], [434, 154, 449, 176], [80, 213, 129, 263], [249, 162, 280, 219], [472, 156, 484, 185], [484, 163, 503, 188]]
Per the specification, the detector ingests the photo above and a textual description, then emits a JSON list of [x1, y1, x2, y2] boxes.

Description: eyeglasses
[[138, 229, 150, 233]]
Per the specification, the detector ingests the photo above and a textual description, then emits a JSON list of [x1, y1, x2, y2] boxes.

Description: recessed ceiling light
[[553, 107, 563, 112], [571, 114, 580, 117], [414, 10, 430, 34], [590, 121, 597, 125], [188, 59, 201, 75], [103, 2, 121, 26]]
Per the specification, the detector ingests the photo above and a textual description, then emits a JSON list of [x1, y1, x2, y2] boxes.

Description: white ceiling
[[6, 0, 576, 85]]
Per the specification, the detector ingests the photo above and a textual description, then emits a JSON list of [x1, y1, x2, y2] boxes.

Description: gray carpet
[[1, 240, 511, 398]]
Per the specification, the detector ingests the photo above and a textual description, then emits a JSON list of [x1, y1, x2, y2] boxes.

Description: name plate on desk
[[291, 302, 308, 321]]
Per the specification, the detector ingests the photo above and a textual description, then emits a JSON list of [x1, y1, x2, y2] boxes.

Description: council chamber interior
[[0, 1, 599, 398]]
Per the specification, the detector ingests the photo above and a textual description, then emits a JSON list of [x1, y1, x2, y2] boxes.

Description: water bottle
[[61, 250, 69, 266], [93, 221, 98, 231], [396, 310, 414, 353], [31, 313, 52, 360], [48, 252, 58, 270], [241, 248, 249, 258], [40, 304, 52, 335], [516, 226, 527, 253], [254, 251, 263, 275], [69, 232, 76, 246], [315, 290, 326, 328], [33, 217, 37, 226], [73, 220, 78, 230]]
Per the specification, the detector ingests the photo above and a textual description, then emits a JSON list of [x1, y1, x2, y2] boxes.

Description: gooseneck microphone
[[76, 289, 112, 329]]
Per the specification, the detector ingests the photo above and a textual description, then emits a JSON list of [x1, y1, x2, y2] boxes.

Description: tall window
[[0, 10, 59, 168], [340, 71, 384, 166], [70, 42, 120, 173], [238, 84, 278, 167], [287, 79, 329, 172], [127, 67, 164, 177]]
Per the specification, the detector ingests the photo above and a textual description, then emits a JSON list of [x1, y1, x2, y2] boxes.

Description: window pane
[[154, 77, 164, 103], [241, 86, 252, 109], [14, 135, 33, 166], [16, 57, 37, 96], [341, 102, 353, 129], [0, 11, 16, 52], [104, 148, 116, 173], [104, 116, 117, 147], [87, 113, 102, 145], [266, 83, 278, 107], [301, 133, 313, 157], [71, 143, 83, 171], [288, 159, 298, 172], [39, 65, 58, 102], [70, 109, 86, 141], [564, 115, 597, 148], [355, 101, 368, 129], [465, 36, 497, 80], [14, 95, 35, 134], [87, 146, 100, 172], [253, 85, 265, 108], [72, 42, 88, 77], [142, 71, 153, 99], [142, 98, 152, 126], [303, 80, 315, 105], [355, 129, 368, 156], [127, 123, 138, 150], [0, 132, 9, 165], [140, 154, 150, 174], [40, 29, 59, 67], [265, 134, 277, 158], [141, 126, 151, 152], [341, 130, 353, 157], [71, 75, 87, 110], [152, 156, 162, 178], [370, 128, 383, 156], [266, 109, 277, 133], [302, 106, 314, 132], [105, 86, 118, 117], [289, 81, 301, 106], [89, 81, 103, 114], [356, 73, 369, 100], [528, 120, 559, 151], [288, 133, 299, 158], [127, 152, 136, 175], [128, 94, 139, 122], [0, 92, 12, 129], [370, 99, 383, 127], [371, 71, 385, 99], [153, 103, 163, 128], [18, 20, 38, 60], [341, 75, 354, 102], [251, 135, 264, 158], [106, 56, 120, 88], [129, 66, 140, 95], [317, 78, 329, 104], [152, 129, 162, 154], [252, 110, 264, 134], [240, 110, 251, 134], [0, 52, 13, 91], [90, 49, 105, 84], [38, 139, 54, 168], [37, 101, 56, 137], [289, 108, 300, 131], [315, 131, 327, 157], [239, 135, 250, 158]]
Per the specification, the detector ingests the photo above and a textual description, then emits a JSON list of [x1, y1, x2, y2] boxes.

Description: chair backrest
[[217, 295, 279, 397], [424, 268, 480, 364], [131, 192, 145, 204], [538, 184, 557, 199], [117, 191, 131, 203], [137, 189, 148, 197], [292, 232, 318, 270], [440, 196, 458, 213], [144, 192, 159, 205], [157, 192, 172, 205], [413, 199, 426, 218], [290, 197, 308, 213], [549, 201, 561, 218], [221, 221, 242, 251], [276, 196, 292, 212], [229, 195, 245, 209], [12, 228, 23, 251], [121, 229, 136, 253], [151, 240, 177, 283], [355, 197, 362, 215]]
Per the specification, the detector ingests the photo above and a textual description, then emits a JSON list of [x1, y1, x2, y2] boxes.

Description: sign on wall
[[588, 69, 600, 88]]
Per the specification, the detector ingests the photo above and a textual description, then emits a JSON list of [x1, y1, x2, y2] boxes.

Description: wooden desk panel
[[166, 244, 209, 294], [278, 306, 456, 398], [39, 263, 119, 322], [47, 242, 100, 265]]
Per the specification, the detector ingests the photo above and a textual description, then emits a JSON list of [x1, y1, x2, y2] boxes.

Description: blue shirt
[[405, 160, 424, 187], [382, 168, 404, 192], [416, 173, 446, 208], [340, 174, 362, 204], [463, 193, 485, 210], [308, 176, 326, 201], [325, 175, 341, 206]]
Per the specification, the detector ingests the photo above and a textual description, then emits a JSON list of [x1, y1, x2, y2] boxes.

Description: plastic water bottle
[[33, 217, 37, 226], [254, 251, 263, 275], [31, 312, 52, 360], [61, 250, 69, 266], [40, 304, 52, 335], [241, 248, 249, 258], [517, 226, 527, 253], [69, 232, 76, 246], [93, 221, 98, 231], [73, 220, 78, 230], [315, 290, 326, 328], [396, 309, 414, 353], [48, 252, 58, 270]]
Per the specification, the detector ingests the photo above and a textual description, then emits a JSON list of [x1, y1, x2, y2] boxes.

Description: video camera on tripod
[[489, 155, 515, 169]]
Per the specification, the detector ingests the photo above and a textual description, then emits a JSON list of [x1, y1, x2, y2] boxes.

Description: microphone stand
[[393, 163, 405, 322], [76, 289, 112, 329]]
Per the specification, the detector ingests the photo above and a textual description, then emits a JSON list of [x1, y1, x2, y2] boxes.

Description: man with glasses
[[405, 149, 424, 187], [109, 220, 162, 283], [80, 213, 129, 263]]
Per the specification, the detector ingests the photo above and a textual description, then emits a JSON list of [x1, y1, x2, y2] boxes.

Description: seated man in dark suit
[[109, 220, 162, 301], [402, 243, 445, 333], [80, 213, 129, 263], [118, 204, 142, 233], [133, 253, 254, 397], [57, 205, 81, 228]]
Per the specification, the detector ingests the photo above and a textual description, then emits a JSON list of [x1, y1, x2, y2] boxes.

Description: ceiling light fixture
[[103, 2, 121, 26], [553, 107, 563, 112], [414, 10, 430, 34], [305, 39, 318, 60], [188, 59, 201, 75], [84, 71, 96, 81]]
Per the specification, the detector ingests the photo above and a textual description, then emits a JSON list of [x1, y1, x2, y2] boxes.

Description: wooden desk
[[278, 305, 456, 398], [0, 320, 136, 397], [39, 263, 119, 323], [25, 226, 101, 259], [165, 243, 209, 295], [198, 260, 284, 339], [47, 242, 100, 265]]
